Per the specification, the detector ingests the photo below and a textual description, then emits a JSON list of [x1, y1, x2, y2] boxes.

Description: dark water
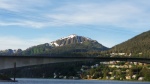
[[0, 78, 149, 84]]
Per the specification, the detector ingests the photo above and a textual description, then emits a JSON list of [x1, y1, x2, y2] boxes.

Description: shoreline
[[0, 80, 18, 82], [82, 79, 150, 82], [3, 78, 149, 82]]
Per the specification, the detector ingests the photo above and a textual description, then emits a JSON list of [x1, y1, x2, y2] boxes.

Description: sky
[[0, 0, 150, 50]]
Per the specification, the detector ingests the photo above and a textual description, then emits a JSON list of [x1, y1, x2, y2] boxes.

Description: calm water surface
[[0, 78, 149, 84]]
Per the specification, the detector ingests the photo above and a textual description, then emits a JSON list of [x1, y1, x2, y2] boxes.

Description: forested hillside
[[22, 41, 108, 56], [110, 30, 150, 58]]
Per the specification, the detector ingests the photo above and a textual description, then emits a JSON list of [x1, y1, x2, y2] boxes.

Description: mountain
[[110, 30, 150, 58], [50, 34, 93, 47], [22, 34, 108, 56]]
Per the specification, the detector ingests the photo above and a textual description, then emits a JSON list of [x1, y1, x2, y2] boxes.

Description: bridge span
[[0, 56, 150, 70]]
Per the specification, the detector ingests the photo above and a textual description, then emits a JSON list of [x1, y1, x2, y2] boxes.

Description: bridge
[[0, 56, 150, 70]]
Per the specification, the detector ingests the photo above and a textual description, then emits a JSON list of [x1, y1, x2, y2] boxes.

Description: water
[[0, 78, 149, 84]]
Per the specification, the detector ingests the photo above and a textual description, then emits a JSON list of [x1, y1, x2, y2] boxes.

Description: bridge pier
[[13, 62, 16, 82]]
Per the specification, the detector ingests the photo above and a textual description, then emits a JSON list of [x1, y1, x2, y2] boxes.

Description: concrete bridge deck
[[0, 56, 150, 70]]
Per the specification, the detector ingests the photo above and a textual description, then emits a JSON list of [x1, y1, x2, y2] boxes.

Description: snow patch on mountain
[[60, 34, 77, 40], [50, 42, 59, 47], [49, 34, 96, 47], [68, 34, 77, 38], [60, 34, 92, 41]]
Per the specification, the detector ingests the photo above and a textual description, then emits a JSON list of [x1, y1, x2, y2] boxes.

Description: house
[[110, 53, 126, 56], [139, 53, 142, 55], [123, 65, 128, 68], [106, 76, 110, 80], [109, 61, 116, 64], [108, 72, 112, 75], [63, 76, 67, 79], [91, 65, 95, 68], [133, 62, 138, 65], [81, 65, 89, 72], [118, 53, 126, 56], [132, 75, 137, 79], [116, 61, 120, 63], [87, 75, 90, 79], [144, 63, 147, 66], [110, 77, 115, 80], [129, 53, 132, 56], [126, 69, 130, 72], [129, 65, 132, 68], [138, 77, 144, 81], [138, 63, 143, 66], [108, 65, 116, 68], [129, 62, 133, 65], [100, 62, 109, 65], [116, 65, 120, 68], [126, 76, 131, 80], [95, 64, 99, 67]]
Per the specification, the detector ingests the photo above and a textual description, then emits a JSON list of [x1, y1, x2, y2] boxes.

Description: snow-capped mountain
[[49, 34, 96, 47], [20, 34, 108, 56], [0, 34, 108, 56]]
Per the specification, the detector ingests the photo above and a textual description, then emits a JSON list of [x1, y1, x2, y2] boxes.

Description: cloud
[[46, 1, 150, 32], [0, 22, 23, 26], [21, 21, 47, 28], [0, 21, 48, 28], [0, 0, 53, 28], [47, 3, 137, 24], [0, 0, 51, 12], [0, 0, 150, 32], [0, 36, 52, 50], [0, 0, 17, 11]]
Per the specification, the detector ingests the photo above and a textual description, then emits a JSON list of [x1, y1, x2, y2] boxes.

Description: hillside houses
[[80, 61, 150, 81], [110, 53, 132, 57]]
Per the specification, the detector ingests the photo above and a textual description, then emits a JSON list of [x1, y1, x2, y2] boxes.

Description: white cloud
[[0, 36, 52, 50], [0, 21, 48, 28], [48, 3, 133, 24], [0, 22, 23, 26], [0, 0, 51, 12], [0, 0, 17, 11], [21, 21, 47, 28], [46, 2, 150, 31], [0, 0, 150, 32]]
